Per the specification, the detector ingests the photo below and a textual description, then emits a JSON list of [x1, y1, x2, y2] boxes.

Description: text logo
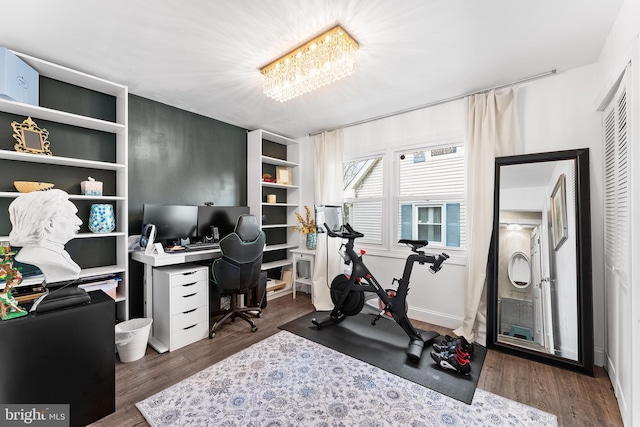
[[1, 404, 69, 426]]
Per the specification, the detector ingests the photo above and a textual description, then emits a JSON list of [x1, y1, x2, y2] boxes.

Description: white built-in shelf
[[265, 243, 299, 252], [261, 223, 297, 229], [0, 150, 125, 170], [262, 202, 298, 207], [0, 98, 124, 133], [261, 181, 299, 190], [262, 259, 294, 270], [0, 191, 125, 201], [261, 155, 298, 168]]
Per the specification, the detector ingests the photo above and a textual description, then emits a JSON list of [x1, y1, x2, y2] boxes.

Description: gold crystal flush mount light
[[260, 25, 359, 103]]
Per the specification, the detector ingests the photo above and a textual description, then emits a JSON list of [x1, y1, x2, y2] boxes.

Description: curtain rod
[[310, 69, 557, 136]]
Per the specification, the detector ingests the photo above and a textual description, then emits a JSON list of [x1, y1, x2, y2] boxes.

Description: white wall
[[337, 64, 605, 346]]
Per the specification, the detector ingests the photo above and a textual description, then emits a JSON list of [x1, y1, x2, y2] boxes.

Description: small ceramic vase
[[306, 232, 317, 250], [89, 204, 115, 233]]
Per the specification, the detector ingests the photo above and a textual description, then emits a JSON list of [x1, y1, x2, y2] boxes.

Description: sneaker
[[433, 336, 474, 358], [430, 350, 471, 375], [432, 345, 471, 361], [433, 334, 457, 345]]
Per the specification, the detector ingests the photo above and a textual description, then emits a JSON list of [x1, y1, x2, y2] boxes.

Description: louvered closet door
[[603, 66, 631, 422]]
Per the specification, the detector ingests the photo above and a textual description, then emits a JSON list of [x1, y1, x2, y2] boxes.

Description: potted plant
[[291, 206, 317, 250]]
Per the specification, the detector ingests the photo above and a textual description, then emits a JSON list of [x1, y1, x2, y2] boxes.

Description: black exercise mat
[[280, 311, 486, 404]]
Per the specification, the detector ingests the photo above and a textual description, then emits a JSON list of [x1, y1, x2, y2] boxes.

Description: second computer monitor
[[197, 206, 250, 241]]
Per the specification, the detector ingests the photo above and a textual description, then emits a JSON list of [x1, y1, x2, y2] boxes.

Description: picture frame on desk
[[276, 166, 291, 185]]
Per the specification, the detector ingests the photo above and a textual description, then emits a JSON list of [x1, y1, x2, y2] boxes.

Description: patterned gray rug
[[136, 331, 557, 426]]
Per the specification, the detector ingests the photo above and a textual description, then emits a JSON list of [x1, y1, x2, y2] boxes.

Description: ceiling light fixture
[[260, 25, 359, 103], [506, 223, 523, 231]]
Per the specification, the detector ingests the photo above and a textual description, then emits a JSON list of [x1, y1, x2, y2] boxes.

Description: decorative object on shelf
[[276, 166, 292, 185], [13, 181, 54, 193], [0, 47, 39, 105], [11, 117, 52, 155], [9, 189, 83, 284], [292, 205, 317, 250], [0, 242, 27, 320], [306, 232, 317, 250], [267, 194, 277, 203], [81, 177, 103, 196], [88, 203, 115, 233], [551, 173, 568, 250], [262, 173, 275, 183], [260, 25, 359, 102]]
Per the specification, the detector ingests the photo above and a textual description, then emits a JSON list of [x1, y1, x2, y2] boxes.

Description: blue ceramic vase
[[88, 204, 115, 233]]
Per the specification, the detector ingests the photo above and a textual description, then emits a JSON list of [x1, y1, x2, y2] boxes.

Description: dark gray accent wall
[[128, 94, 247, 233], [127, 94, 248, 317]]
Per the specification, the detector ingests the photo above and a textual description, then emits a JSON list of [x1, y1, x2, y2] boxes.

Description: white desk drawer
[[171, 305, 208, 331], [170, 321, 208, 351], [169, 268, 208, 287], [171, 281, 207, 313]]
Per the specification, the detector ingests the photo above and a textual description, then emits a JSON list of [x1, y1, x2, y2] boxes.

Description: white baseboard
[[407, 307, 462, 330]]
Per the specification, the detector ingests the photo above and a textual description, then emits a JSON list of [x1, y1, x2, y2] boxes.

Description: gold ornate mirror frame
[[12, 117, 52, 155]]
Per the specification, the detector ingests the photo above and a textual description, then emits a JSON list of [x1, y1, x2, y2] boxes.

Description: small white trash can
[[115, 318, 153, 362]]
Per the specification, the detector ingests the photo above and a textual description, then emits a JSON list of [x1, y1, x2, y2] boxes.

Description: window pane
[[400, 204, 412, 239], [446, 203, 461, 247], [418, 206, 441, 224], [398, 147, 464, 197], [344, 157, 383, 198], [418, 224, 441, 242], [344, 157, 384, 245]]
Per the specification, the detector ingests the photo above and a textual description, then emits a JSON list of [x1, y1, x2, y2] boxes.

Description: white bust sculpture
[[8, 189, 83, 284]]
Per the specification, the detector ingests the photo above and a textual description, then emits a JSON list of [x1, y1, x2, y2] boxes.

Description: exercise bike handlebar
[[324, 222, 364, 239]]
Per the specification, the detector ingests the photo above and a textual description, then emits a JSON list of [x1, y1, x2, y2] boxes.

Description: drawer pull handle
[[183, 271, 198, 276], [181, 282, 197, 287], [183, 308, 197, 314], [183, 324, 197, 330], [182, 293, 197, 298]]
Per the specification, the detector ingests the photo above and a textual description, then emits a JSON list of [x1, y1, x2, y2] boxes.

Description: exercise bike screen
[[315, 205, 343, 233]]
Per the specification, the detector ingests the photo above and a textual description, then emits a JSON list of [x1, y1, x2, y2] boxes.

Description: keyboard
[[184, 242, 219, 251]]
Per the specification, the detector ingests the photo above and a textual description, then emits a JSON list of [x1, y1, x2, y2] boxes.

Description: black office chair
[[209, 214, 266, 338]]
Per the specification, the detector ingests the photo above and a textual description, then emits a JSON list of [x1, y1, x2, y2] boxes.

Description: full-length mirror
[[488, 149, 594, 375]]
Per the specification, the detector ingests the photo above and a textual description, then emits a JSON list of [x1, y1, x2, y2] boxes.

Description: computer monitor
[[142, 204, 198, 245], [315, 205, 343, 233], [197, 206, 250, 241]]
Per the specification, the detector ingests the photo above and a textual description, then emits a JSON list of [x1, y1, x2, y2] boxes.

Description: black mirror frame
[[487, 148, 594, 376]]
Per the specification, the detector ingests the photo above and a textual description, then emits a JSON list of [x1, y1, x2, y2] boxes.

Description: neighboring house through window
[[344, 143, 465, 251]]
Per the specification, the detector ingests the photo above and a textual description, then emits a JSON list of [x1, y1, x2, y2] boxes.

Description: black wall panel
[[127, 94, 248, 317], [127, 94, 247, 234]]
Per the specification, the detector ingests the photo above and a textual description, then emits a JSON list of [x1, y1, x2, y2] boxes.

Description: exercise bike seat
[[398, 239, 429, 251]]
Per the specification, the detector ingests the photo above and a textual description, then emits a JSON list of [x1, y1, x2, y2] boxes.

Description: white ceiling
[[0, 0, 622, 139]]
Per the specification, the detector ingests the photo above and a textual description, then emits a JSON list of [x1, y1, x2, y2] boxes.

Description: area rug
[[136, 331, 557, 426], [280, 311, 487, 404]]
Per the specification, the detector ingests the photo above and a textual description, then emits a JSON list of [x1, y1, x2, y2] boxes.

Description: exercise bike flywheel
[[330, 274, 365, 316]]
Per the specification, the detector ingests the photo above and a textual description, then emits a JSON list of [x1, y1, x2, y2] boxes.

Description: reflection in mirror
[[489, 149, 593, 375]]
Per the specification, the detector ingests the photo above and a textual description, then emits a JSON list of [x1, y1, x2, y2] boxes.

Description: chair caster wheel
[[257, 312, 263, 318], [210, 332, 216, 339], [251, 325, 258, 332]]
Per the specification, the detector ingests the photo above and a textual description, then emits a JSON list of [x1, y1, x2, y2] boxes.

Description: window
[[343, 142, 465, 250], [343, 156, 384, 244], [397, 145, 465, 248]]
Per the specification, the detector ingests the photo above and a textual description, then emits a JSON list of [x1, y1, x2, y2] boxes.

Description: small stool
[[509, 326, 533, 341]]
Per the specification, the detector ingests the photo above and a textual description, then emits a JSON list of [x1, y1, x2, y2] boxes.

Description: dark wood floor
[[91, 293, 622, 427]]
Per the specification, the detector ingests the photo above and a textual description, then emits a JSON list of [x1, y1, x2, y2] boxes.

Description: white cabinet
[[247, 129, 300, 298], [152, 264, 209, 351], [0, 50, 129, 320], [291, 248, 315, 302]]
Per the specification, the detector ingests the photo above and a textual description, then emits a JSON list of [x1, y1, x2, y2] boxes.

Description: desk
[[290, 248, 315, 303], [131, 248, 221, 353]]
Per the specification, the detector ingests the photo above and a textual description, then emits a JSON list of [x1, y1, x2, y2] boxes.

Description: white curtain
[[453, 89, 521, 345], [311, 129, 344, 310]]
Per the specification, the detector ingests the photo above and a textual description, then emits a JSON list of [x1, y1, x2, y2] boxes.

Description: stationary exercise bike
[[312, 223, 449, 362]]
